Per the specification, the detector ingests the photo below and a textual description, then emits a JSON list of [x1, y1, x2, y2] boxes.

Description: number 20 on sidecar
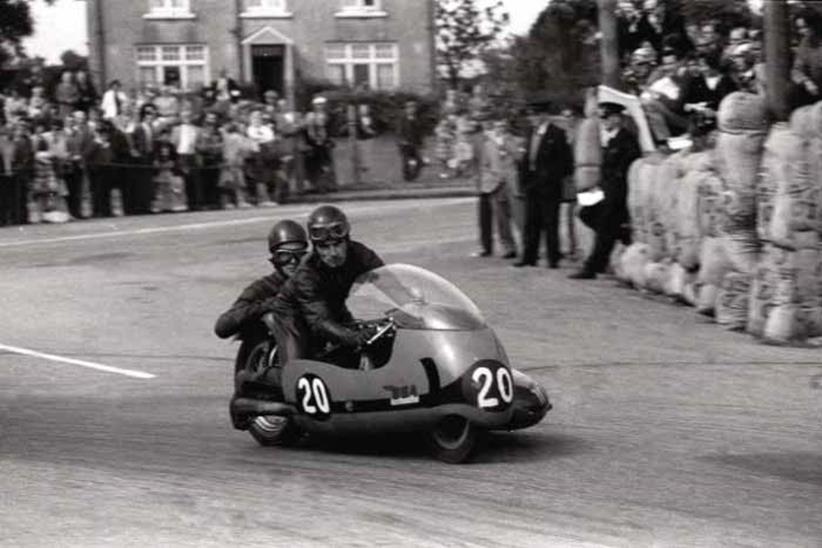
[[233, 264, 552, 464]]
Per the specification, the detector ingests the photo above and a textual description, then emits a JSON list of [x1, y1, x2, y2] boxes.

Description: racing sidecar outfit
[[269, 240, 384, 363], [214, 271, 287, 340]]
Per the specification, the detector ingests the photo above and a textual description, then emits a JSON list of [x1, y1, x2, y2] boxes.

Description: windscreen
[[347, 264, 486, 331]]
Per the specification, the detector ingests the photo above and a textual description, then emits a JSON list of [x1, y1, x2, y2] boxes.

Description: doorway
[[251, 45, 285, 99]]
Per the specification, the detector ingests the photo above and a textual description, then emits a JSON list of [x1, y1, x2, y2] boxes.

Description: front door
[[251, 45, 285, 99]]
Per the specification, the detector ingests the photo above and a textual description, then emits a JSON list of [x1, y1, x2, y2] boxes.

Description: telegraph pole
[[763, 0, 791, 121], [598, 0, 621, 89]]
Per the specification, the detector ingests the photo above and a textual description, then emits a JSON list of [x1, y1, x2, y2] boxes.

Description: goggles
[[313, 238, 346, 250], [308, 222, 349, 242], [270, 247, 309, 266]]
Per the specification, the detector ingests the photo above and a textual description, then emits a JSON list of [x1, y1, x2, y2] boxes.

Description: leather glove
[[320, 321, 370, 348]]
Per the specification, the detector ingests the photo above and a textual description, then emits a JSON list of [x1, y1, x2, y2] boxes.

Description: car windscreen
[[347, 264, 486, 331]]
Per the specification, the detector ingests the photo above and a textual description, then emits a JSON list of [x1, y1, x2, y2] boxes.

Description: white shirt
[[600, 127, 619, 147], [177, 124, 198, 155], [529, 122, 550, 170], [247, 124, 274, 145]]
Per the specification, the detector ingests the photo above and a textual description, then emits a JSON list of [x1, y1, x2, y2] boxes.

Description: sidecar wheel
[[249, 416, 302, 447], [428, 415, 478, 464]]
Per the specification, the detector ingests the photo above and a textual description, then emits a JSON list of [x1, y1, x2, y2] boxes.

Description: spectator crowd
[[463, 3, 822, 277], [0, 67, 341, 227], [616, 2, 822, 146]]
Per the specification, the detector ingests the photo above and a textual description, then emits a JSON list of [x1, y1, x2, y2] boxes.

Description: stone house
[[82, 0, 437, 102]]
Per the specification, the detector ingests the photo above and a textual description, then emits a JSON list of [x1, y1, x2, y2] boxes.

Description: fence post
[[347, 103, 361, 186]]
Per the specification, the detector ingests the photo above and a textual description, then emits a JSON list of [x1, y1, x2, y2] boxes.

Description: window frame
[[144, 0, 195, 20], [240, 0, 293, 18], [135, 44, 211, 90], [335, 0, 387, 18], [324, 42, 399, 90]]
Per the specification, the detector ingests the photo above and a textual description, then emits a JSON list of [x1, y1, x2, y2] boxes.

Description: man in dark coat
[[397, 100, 425, 181], [514, 99, 574, 268], [215, 220, 309, 430], [570, 102, 642, 279], [215, 220, 309, 341]]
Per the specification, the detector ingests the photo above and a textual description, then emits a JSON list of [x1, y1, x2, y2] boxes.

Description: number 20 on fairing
[[296, 374, 332, 419], [468, 361, 513, 410]]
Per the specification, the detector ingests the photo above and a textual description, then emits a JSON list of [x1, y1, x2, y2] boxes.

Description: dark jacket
[[681, 74, 738, 112], [601, 127, 641, 209], [397, 115, 425, 147], [272, 240, 384, 345], [518, 123, 573, 198], [214, 271, 287, 339]]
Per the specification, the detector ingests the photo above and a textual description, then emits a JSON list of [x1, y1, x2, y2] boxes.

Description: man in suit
[[475, 117, 518, 259], [171, 108, 203, 209], [130, 104, 158, 214], [64, 111, 95, 219], [570, 102, 641, 279], [514, 99, 573, 268]]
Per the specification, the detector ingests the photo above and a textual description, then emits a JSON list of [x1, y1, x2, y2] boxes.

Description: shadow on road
[[701, 452, 822, 486], [292, 430, 589, 464], [474, 431, 591, 464]]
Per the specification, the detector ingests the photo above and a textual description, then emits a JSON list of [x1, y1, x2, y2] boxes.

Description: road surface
[[1, 198, 820, 547]]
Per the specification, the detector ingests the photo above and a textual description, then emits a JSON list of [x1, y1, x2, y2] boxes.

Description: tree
[[0, 0, 54, 68], [60, 49, 88, 71], [435, 0, 510, 89], [512, 0, 599, 104]]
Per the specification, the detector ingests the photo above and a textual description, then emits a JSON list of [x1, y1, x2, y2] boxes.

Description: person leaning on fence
[[151, 127, 188, 213], [304, 96, 337, 193], [10, 122, 34, 224], [62, 113, 86, 219], [130, 103, 159, 214], [0, 125, 18, 226], [246, 109, 278, 206], [397, 100, 425, 181], [29, 139, 69, 223], [273, 97, 304, 197], [195, 111, 224, 209], [219, 122, 252, 209], [171, 108, 203, 210]]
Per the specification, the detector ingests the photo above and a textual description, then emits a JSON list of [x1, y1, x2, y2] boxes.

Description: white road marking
[[0, 198, 472, 249], [0, 343, 156, 379]]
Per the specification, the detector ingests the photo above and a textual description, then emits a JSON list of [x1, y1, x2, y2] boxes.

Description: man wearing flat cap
[[570, 101, 641, 279], [514, 98, 573, 268]]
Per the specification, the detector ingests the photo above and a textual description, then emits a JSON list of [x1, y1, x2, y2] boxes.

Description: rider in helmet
[[267, 205, 384, 363], [214, 219, 309, 340]]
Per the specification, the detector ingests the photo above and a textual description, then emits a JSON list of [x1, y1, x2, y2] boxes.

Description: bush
[[320, 89, 440, 138]]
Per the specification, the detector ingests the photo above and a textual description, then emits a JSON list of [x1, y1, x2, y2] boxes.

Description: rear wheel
[[235, 338, 302, 447], [427, 415, 479, 464], [248, 415, 302, 447]]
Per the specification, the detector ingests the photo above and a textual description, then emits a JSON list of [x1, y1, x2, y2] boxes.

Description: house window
[[324, 42, 398, 90], [136, 44, 210, 90], [241, 0, 291, 17], [336, 0, 386, 18], [145, 0, 195, 19]]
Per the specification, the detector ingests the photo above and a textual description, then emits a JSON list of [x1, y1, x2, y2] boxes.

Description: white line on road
[[0, 199, 472, 249], [0, 343, 156, 379]]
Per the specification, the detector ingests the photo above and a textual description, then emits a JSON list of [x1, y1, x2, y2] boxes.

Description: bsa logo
[[384, 384, 420, 406]]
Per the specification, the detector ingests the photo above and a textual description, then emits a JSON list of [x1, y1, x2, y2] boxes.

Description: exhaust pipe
[[231, 397, 297, 418]]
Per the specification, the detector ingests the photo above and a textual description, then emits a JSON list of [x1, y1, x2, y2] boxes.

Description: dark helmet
[[267, 219, 308, 252], [306, 205, 350, 243]]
